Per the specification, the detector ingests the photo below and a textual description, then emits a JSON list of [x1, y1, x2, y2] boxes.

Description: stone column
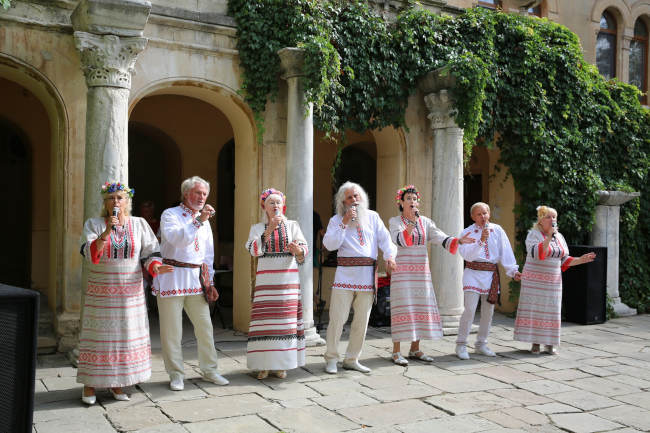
[[419, 69, 465, 335], [72, 0, 151, 218], [74, 32, 147, 217], [68, 0, 150, 359], [590, 190, 640, 317], [278, 47, 325, 346]]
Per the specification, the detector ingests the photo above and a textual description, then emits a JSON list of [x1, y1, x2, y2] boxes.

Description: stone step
[[37, 335, 58, 355]]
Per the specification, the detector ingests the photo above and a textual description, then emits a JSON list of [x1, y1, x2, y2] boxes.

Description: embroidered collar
[[180, 202, 198, 216]]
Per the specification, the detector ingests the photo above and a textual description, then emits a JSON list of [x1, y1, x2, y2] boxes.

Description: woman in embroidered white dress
[[388, 185, 474, 366], [77, 182, 173, 405], [245, 188, 308, 380], [514, 205, 595, 355]]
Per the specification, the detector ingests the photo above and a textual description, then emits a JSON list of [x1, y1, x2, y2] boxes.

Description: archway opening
[[129, 94, 235, 326], [0, 78, 50, 294]]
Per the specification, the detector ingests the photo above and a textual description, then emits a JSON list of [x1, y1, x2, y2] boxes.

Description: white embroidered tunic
[[154, 204, 215, 298], [322, 210, 397, 292], [458, 223, 519, 295]]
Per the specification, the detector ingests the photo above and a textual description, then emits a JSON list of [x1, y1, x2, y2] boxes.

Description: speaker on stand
[[0, 284, 39, 433]]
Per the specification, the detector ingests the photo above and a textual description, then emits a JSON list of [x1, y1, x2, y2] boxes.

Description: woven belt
[[337, 257, 376, 267], [163, 258, 201, 269], [465, 261, 500, 305]]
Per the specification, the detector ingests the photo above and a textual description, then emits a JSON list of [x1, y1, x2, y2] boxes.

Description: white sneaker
[[342, 359, 371, 373], [204, 372, 229, 386], [456, 345, 470, 360], [169, 377, 184, 391], [476, 344, 496, 357], [325, 359, 338, 374]]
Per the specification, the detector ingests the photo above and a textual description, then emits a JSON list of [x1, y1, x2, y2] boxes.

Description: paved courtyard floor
[[33, 312, 650, 433]]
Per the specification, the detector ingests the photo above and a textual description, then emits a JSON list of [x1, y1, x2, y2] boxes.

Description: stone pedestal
[[590, 190, 640, 317], [279, 47, 324, 346], [419, 69, 465, 335]]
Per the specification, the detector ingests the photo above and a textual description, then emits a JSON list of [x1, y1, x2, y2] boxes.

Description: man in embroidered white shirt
[[155, 176, 229, 390], [322, 181, 397, 374]]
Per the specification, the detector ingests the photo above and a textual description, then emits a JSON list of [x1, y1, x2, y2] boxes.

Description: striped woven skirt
[[247, 254, 305, 371], [514, 258, 563, 346], [390, 246, 443, 342], [76, 261, 152, 387]]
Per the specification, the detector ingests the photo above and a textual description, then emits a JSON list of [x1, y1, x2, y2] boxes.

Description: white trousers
[[157, 294, 219, 379], [456, 291, 494, 346], [325, 289, 374, 361]]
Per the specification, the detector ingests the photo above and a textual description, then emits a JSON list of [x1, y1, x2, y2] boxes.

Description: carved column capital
[[423, 90, 458, 130], [278, 47, 306, 80], [74, 31, 147, 89]]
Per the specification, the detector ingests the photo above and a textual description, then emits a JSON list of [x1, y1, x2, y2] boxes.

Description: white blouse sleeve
[[246, 223, 265, 257]]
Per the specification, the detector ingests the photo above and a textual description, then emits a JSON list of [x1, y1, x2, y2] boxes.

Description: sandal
[[257, 370, 269, 380], [544, 345, 557, 355], [408, 350, 434, 362], [391, 352, 409, 366], [273, 370, 287, 379], [531, 344, 541, 355]]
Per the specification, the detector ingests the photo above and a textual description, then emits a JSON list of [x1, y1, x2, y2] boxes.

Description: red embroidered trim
[[332, 282, 374, 290], [449, 238, 459, 255], [402, 229, 413, 246], [158, 287, 203, 296], [148, 260, 161, 277], [538, 242, 548, 260], [90, 240, 103, 264], [357, 225, 365, 246], [463, 285, 489, 294], [561, 256, 574, 272], [128, 219, 135, 258]]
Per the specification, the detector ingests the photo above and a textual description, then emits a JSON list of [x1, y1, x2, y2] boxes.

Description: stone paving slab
[[525, 402, 580, 415], [476, 365, 541, 383], [134, 424, 187, 433], [184, 414, 277, 433], [488, 388, 552, 406], [418, 373, 511, 393], [160, 393, 279, 422], [514, 379, 579, 395], [106, 405, 172, 431], [566, 376, 641, 396], [337, 399, 445, 427], [261, 404, 359, 432], [362, 383, 441, 402], [312, 390, 379, 411], [591, 405, 650, 430], [613, 391, 650, 410], [426, 391, 520, 415], [398, 413, 499, 433], [547, 389, 621, 411], [548, 413, 623, 433]]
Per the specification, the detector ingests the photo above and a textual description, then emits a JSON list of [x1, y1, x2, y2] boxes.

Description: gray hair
[[181, 176, 210, 199], [470, 202, 490, 215], [335, 181, 369, 216]]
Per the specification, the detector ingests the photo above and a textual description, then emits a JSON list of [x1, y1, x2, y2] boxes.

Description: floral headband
[[395, 184, 420, 206], [101, 181, 134, 198], [260, 188, 286, 209]]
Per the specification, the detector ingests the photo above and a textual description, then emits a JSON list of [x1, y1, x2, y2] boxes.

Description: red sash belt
[[465, 261, 500, 305], [337, 256, 379, 302], [163, 258, 201, 268]]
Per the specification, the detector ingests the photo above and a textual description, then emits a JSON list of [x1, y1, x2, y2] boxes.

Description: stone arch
[[591, 0, 632, 27], [129, 78, 259, 331], [630, 3, 650, 26], [0, 53, 69, 314]]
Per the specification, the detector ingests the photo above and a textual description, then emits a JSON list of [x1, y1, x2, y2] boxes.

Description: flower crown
[[260, 188, 285, 208], [395, 184, 420, 206], [101, 181, 134, 198]]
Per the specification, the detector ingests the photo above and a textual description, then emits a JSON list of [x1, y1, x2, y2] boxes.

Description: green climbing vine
[[228, 0, 650, 311]]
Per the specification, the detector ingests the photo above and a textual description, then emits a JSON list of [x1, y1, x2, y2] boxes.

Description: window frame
[[630, 19, 649, 105], [596, 11, 618, 79]]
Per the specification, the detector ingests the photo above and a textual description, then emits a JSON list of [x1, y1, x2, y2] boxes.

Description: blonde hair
[[100, 190, 132, 217], [470, 202, 490, 215], [532, 205, 557, 230]]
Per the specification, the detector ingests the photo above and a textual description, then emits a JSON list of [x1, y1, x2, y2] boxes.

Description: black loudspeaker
[[0, 284, 39, 433], [561, 245, 607, 325]]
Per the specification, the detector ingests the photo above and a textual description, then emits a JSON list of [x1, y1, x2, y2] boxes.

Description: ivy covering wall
[[228, 0, 650, 312]]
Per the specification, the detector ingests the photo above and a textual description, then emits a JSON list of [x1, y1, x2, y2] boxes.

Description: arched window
[[478, 0, 500, 10], [528, 5, 542, 17], [596, 11, 617, 79], [629, 19, 648, 104]]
